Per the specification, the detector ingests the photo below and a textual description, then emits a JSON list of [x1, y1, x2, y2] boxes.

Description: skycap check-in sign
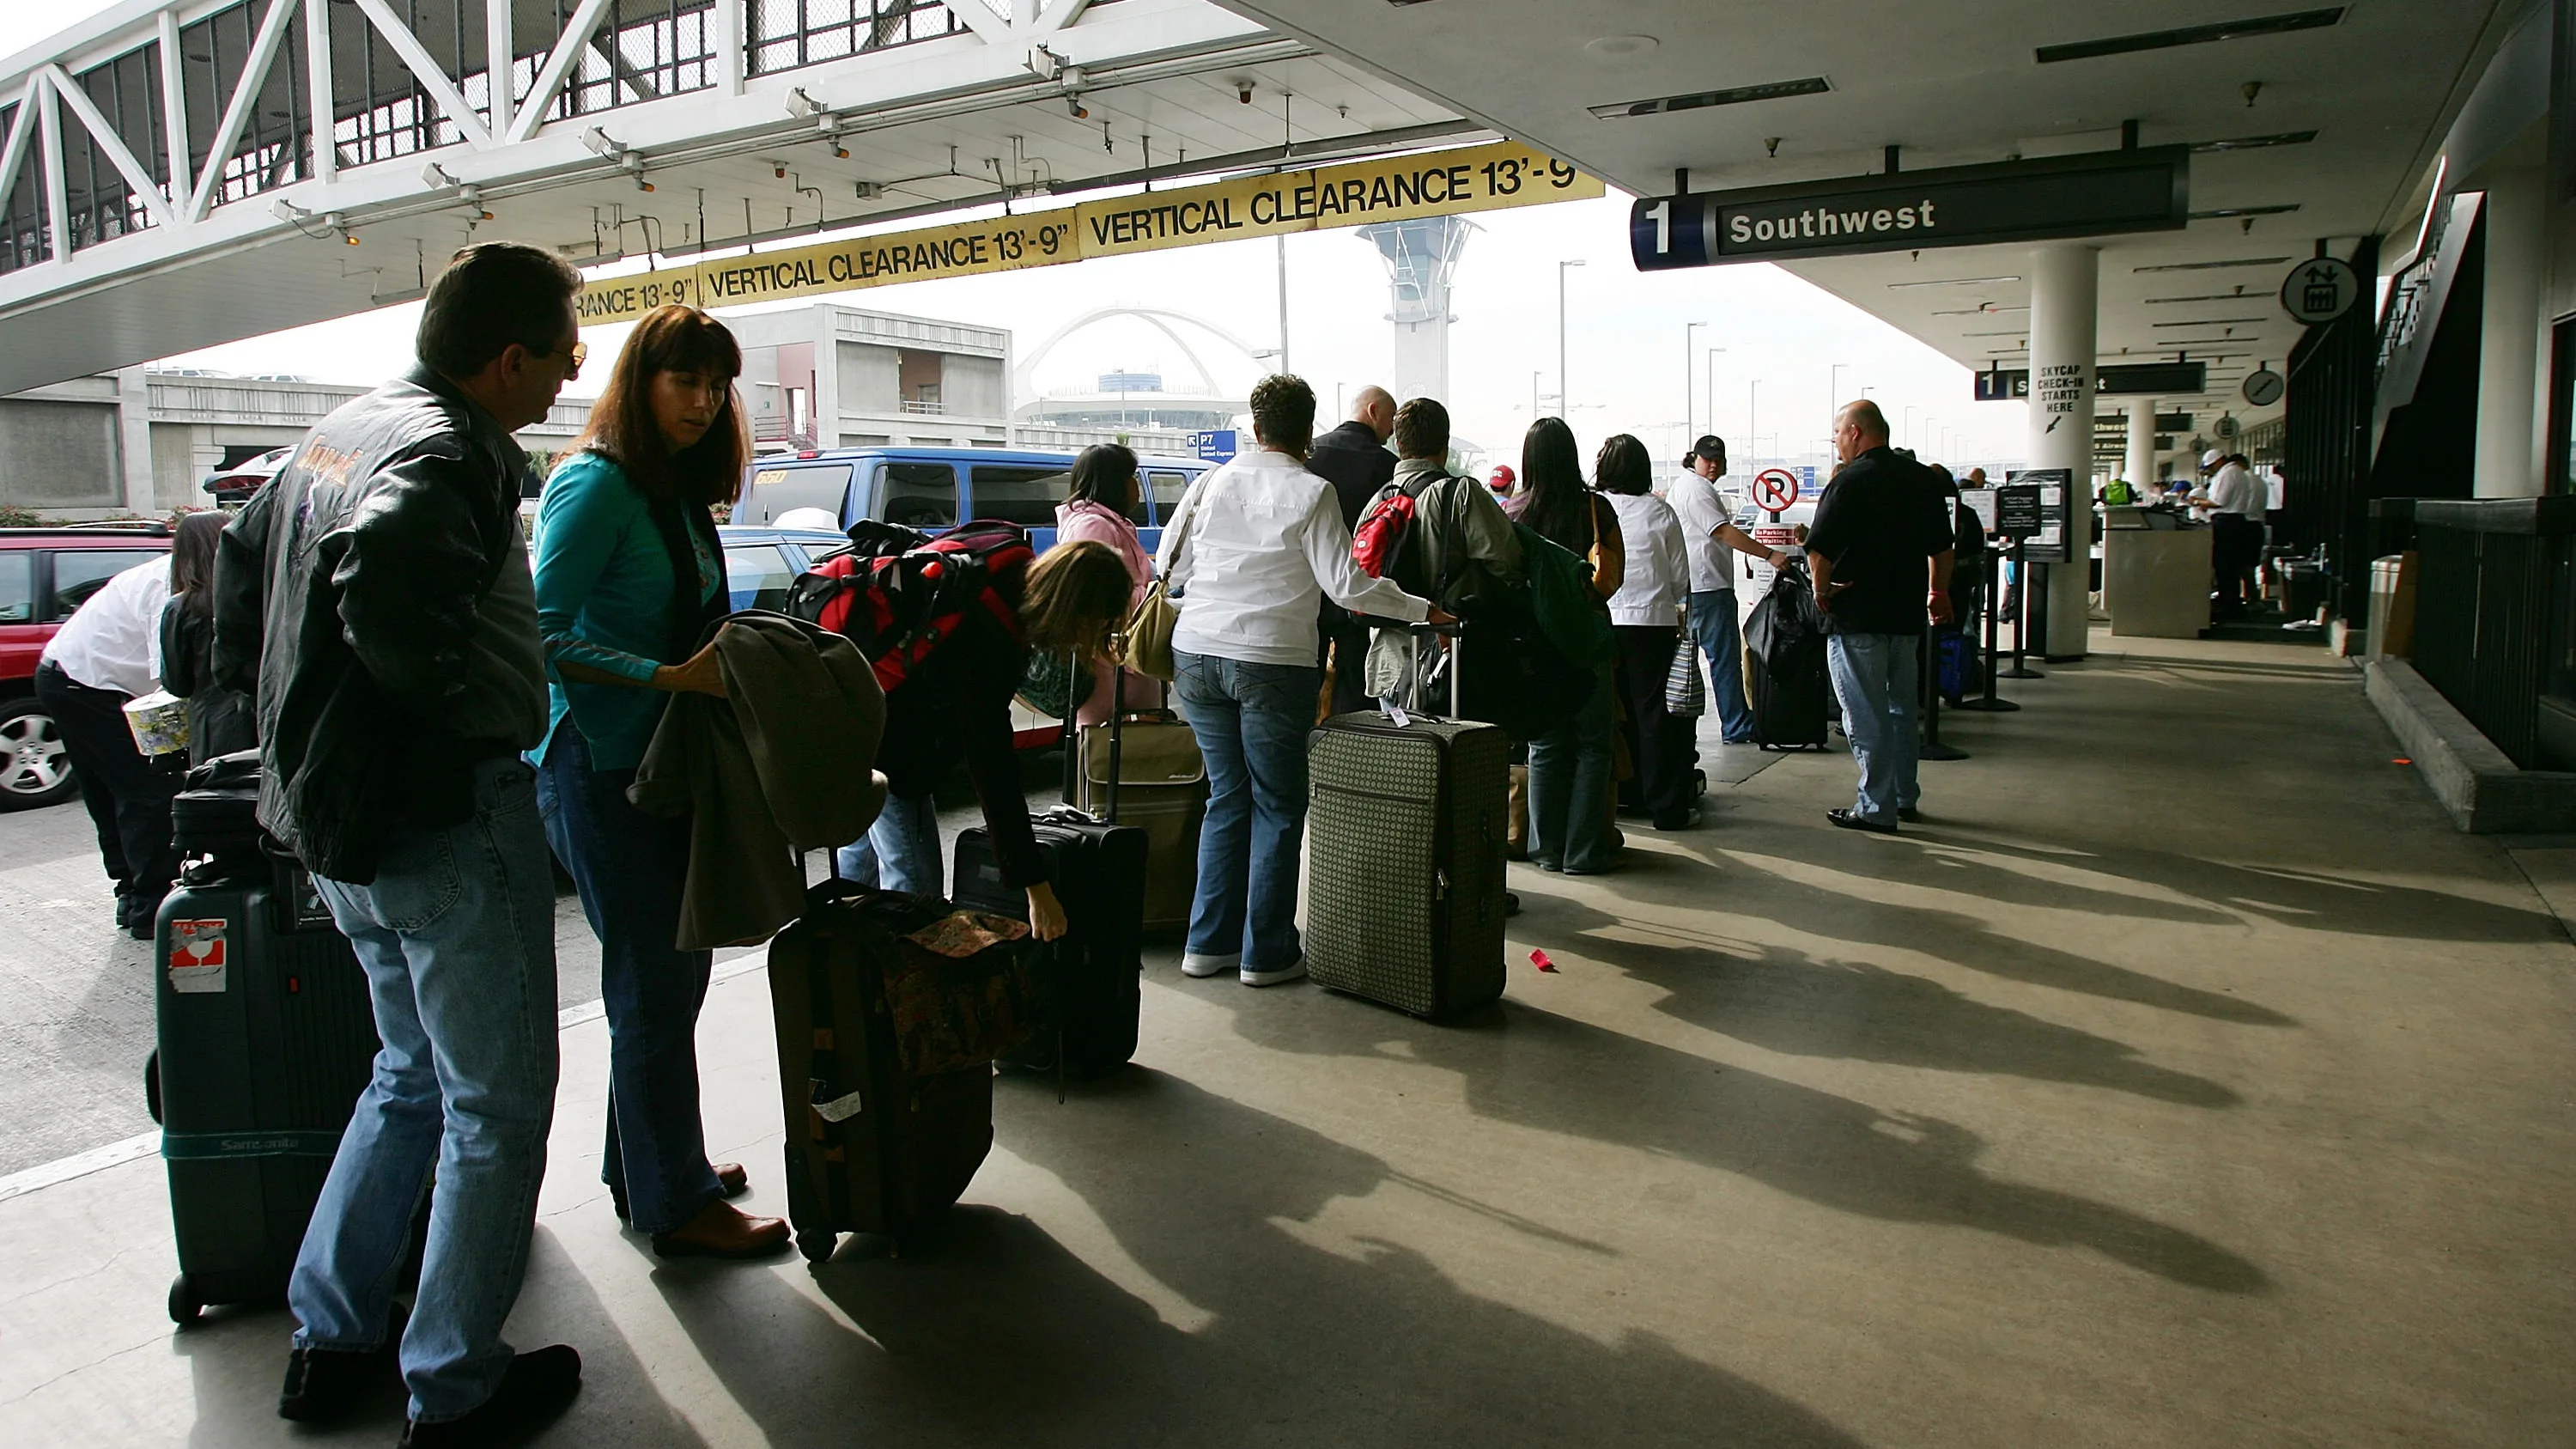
[[1630, 147, 2191, 269], [578, 142, 1600, 324]]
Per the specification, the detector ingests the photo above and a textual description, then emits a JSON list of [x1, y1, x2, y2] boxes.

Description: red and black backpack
[[787, 519, 1035, 694]]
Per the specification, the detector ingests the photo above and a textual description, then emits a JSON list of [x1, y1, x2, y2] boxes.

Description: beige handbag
[[1121, 474, 1209, 680], [1123, 579, 1181, 680]]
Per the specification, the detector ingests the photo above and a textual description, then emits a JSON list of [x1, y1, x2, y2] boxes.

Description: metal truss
[[0, 0, 1247, 282]]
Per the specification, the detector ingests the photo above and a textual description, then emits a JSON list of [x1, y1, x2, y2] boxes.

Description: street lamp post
[[1706, 348, 1726, 450], [1558, 259, 1586, 419], [1829, 362, 1848, 420], [1685, 321, 1707, 441], [1903, 404, 1917, 450], [1748, 380, 1759, 468], [1532, 370, 1542, 422]]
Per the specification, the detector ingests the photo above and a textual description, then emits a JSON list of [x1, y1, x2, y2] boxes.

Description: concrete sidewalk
[[3, 635, 2570, 1447]]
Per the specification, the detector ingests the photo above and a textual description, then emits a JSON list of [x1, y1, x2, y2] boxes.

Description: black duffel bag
[[170, 748, 267, 878]]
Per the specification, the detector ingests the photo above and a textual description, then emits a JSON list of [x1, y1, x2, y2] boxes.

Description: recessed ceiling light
[[2152, 317, 2269, 326], [1591, 76, 1831, 119], [2192, 131, 2319, 152], [2135, 256, 2293, 272], [2036, 8, 2343, 64], [1584, 34, 1661, 59], [2191, 204, 2303, 218], [2146, 293, 2254, 302], [1964, 330, 2028, 337], [1889, 275, 2022, 289]]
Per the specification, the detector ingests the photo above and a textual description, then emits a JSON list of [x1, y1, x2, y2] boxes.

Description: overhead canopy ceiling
[[1206, 0, 2529, 423]]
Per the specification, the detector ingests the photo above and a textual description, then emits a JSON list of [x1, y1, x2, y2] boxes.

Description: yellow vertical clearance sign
[[575, 141, 1601, 325]]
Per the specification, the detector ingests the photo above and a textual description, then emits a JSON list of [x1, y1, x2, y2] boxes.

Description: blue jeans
[[1526, 667, 1616, 871], [536, 729, 721, 1236], [832, 792, 940, 893], [1687, 588, 1757, 743], [1826, 631, 1922, 824], [294, 758, 559, 1424], [1173, 648, 1319, 971]]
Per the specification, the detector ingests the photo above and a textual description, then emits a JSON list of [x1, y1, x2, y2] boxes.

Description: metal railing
[[2400, 497, 2576, 768]]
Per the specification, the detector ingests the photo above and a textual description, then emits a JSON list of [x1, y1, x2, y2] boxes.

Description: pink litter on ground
[[1529, 949, 1558, 973]]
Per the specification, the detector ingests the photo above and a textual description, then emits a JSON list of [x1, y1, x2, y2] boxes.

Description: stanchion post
[[1953, 548, 2020, 712], [1919, 621, 1968, 759], [2005, 541, 2045, 679]]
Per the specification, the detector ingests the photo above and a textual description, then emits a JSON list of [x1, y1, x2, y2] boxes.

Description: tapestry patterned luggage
[[152, 770, 377, 1324], [952, 807, 1148, 1086], [765, 882, 1038, 1262], [1304, 630, 1510, 1020]]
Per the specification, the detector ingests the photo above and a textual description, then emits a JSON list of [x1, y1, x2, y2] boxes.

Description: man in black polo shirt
[[1804, 400, 1955, 834]]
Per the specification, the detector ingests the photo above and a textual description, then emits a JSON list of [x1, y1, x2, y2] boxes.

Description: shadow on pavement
[[649, 1068, 1871, 1449]]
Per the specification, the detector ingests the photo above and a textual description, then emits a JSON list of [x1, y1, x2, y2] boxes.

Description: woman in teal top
[[530, 305, 787, 1260]]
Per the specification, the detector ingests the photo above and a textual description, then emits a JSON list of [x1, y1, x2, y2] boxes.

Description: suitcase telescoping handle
[[1411, 619, 1462, 720]]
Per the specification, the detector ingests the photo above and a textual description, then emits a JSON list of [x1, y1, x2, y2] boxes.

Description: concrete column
[[114, 367, 155, 514], [2125, 399, 2156, 491], [2476, 167, 2547, 497], [2028, 243, 2098, 657]]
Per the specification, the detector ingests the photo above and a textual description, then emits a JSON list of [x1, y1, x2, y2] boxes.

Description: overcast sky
[[13, 0, 2031, 476]]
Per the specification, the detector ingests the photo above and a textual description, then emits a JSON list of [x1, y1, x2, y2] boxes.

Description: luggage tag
[[1378, 696, 1413, 729]]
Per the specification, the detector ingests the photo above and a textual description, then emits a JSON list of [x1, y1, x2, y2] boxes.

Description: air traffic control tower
[[1357, 215, 1473, 406]]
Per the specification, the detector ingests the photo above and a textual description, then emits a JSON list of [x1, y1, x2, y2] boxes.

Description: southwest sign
[[579, 142, 1601, 324], [1972, 362, 2209, 401], [1631, 147, 2190, 270]]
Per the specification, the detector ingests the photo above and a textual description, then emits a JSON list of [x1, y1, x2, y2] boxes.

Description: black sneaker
[[278, 1315, 404, 1423], [1826, 808, 1898, 836], [399, 1345, 581, 1446], [1897, 807, 1923, 824]]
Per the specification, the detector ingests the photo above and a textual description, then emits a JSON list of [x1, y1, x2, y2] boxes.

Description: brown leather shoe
[[652, 1199, 790, 1260], [714, 1161, 748, 1198]]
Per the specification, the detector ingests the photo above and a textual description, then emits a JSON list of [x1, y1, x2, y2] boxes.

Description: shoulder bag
[[1121, 475, 1210, 680]]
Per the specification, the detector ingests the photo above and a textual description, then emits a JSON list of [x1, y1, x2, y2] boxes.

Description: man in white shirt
[[1157, 375, 1443, 988], [2193, 449, 2264, 617], [1668, 435, 1796, 745], [33, 551, 176, 937]]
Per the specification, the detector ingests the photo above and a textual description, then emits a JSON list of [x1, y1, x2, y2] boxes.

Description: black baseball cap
[[1685, 435, 1727, 464]]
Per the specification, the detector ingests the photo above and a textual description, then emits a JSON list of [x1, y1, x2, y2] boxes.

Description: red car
[[0, 523, 174, 810]]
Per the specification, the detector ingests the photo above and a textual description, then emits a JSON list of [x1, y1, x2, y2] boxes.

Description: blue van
[[733, 445, 1216, 555]]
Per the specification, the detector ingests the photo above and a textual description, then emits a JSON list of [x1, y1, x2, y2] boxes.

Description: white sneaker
[[1181, 952, 1238, 978], [1239, 959, 1308, 988]]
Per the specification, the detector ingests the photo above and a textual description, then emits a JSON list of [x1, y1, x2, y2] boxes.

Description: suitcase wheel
[[796, 1230, 836, 1264], [167, 1274, 201, 1327]]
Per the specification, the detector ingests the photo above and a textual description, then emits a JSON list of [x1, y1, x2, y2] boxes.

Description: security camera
[[1067, 96, 1089, 120], [1236, 81, 1255, 105], [773, 161, 787, 179]]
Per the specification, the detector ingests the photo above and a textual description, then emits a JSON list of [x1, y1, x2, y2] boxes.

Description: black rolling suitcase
[[1305, 627, 1510, 1020], [765, 881, 1039, 1262], [150, 750, 379, 1324], [1744, 566, 1832, 751], [952, 807, 1147, 1086]]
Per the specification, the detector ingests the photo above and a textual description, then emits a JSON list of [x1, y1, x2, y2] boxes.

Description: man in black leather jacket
[[215, 242, 587, 1446]]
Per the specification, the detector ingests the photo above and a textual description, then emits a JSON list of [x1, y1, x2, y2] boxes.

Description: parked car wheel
[[0, 698, 78, 811]]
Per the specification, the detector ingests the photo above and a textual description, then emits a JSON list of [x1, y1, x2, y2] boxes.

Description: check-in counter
[[2102, 507, 2211, 637]]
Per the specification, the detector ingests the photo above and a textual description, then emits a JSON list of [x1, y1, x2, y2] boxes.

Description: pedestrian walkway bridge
[[3, 631, 2569, 1447], [0, 0, 1463, 395]]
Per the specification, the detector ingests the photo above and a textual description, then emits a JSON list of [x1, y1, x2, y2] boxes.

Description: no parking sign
[[1750, 467, 1801, 516]]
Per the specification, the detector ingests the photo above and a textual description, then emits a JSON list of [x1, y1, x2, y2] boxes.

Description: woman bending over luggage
[[161, 509, 256, 766], [1054, 443, 1157, 726], [529, 304, 787, 1260], [1597, 433, 1699, 832], [1513, 417, 1625, 874], [835, 539, 1138, 939]]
